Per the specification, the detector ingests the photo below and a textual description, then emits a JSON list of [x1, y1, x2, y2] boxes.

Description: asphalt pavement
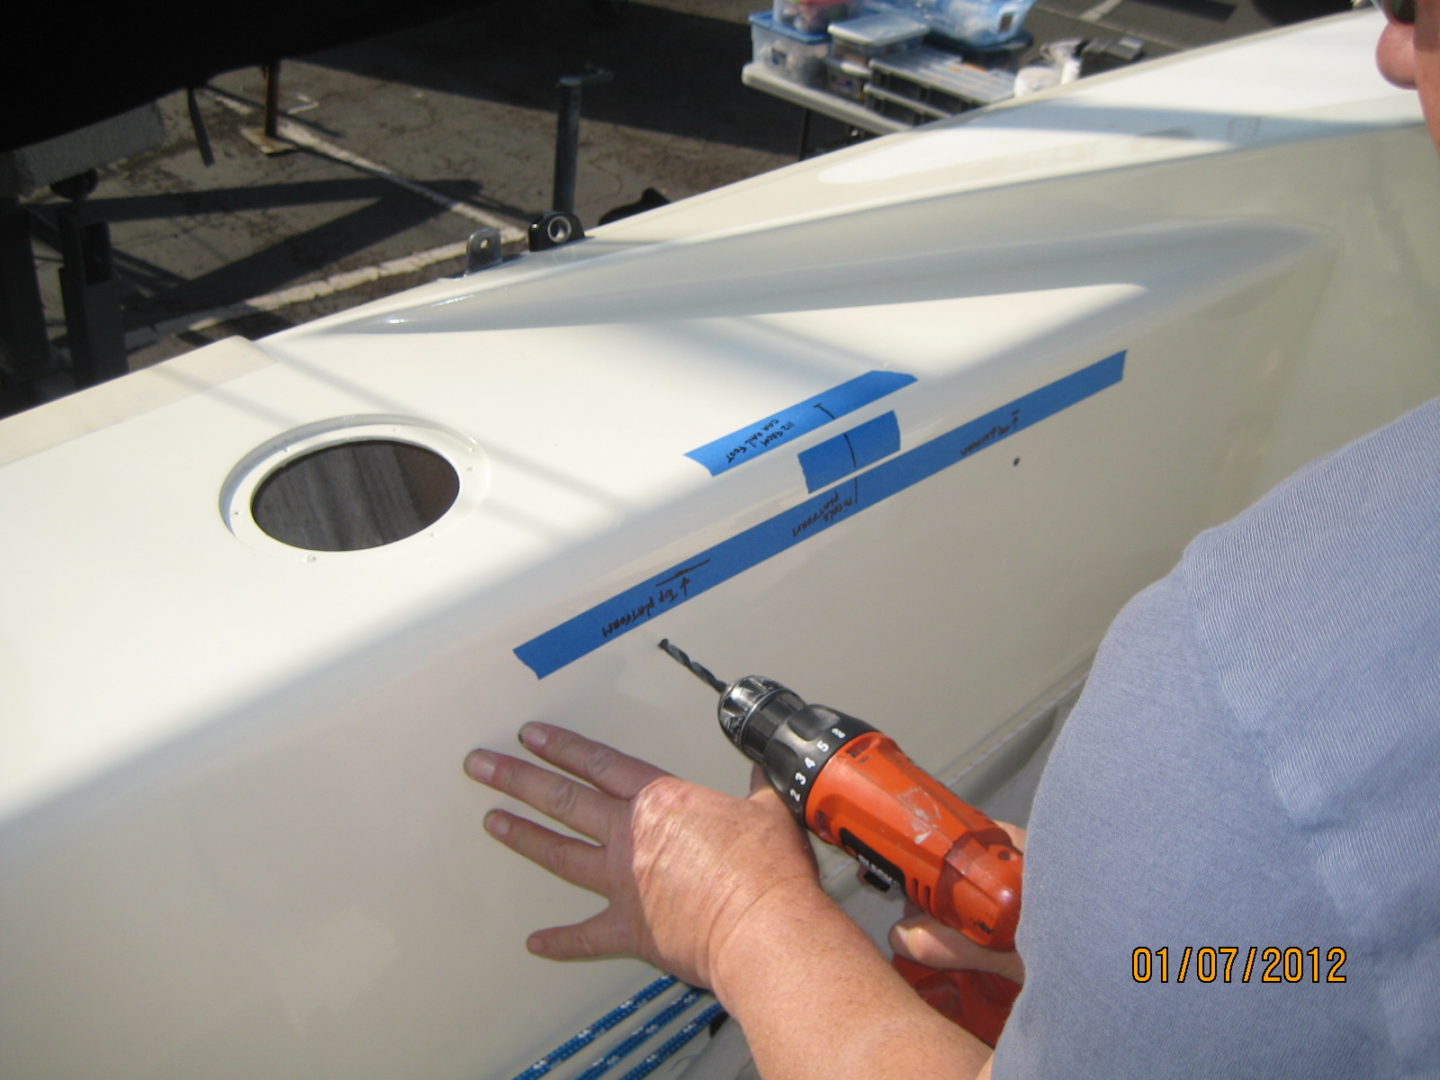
[[16, 0, 1347, 379]]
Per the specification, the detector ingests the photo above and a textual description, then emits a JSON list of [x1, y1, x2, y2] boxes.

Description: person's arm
[[712, 879, 994, 1080], [465, 722, 994, 1080]]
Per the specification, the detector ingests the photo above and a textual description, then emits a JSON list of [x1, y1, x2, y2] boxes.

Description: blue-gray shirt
[[994, 398, 1440, 1078]]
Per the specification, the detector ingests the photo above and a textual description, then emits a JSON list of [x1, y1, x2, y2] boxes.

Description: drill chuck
[[717, 675, 875, 822], [716, 676, 795, 754]]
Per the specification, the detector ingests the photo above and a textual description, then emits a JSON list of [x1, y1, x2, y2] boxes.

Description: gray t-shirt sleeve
[[993, 397, 1440, 1079]]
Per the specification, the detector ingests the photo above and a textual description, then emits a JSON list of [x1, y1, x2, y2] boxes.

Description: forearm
[[709, 879, 994, 1080]]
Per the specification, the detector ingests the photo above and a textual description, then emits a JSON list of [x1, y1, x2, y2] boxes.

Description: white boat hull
[[2, 13, 1437, 1078]]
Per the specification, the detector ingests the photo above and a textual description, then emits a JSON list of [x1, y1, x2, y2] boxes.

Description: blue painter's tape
[[514, 352, 1125, 678], [684, 370, 916, 476], [799, 411, 901, 493]]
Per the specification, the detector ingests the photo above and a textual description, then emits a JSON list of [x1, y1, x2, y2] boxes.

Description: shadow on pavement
[[306, 1, 798, 157]]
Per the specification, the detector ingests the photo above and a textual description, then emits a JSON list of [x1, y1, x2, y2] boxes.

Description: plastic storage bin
[[828, 12, 929, 67], [862, 0, 1037, 48], [825, 57, 872, 101], [751, 11, 832, 86], [773, 0, 853, 32], [867, 45, 1017, 116]]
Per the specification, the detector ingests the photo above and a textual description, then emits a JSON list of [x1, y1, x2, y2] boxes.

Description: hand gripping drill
[[659, 641, 1023, 1046]]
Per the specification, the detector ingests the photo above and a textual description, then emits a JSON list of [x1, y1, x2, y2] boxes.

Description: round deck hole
[[251, 438, 460, 552]]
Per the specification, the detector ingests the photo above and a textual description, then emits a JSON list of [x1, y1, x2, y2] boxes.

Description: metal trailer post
[[552, 69, 613, 216], [53, 170, 127, 388], [0, 196, 65, 412]]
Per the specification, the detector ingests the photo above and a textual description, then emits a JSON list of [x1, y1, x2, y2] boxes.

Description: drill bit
[[658, 639, 728, 695]]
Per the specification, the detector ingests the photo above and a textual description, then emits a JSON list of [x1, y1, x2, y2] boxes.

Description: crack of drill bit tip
[[658, 639, 728, 694]]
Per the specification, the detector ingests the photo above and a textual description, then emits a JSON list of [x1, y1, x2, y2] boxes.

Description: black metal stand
[[51, 171, 127, 389], [241, 60, 295, 155], [553, 69, 613, 216], [0, 197, 73, 413]]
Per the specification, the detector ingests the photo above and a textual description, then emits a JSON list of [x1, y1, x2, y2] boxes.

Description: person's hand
[[464, 722, 823, 990], [888, 822, 1027, 985]]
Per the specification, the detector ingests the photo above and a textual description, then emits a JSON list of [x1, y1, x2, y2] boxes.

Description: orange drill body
[[806, 730, 1022, 950]]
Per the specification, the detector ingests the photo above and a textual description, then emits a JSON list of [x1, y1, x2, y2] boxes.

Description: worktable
[[741, 62, 911, 137]]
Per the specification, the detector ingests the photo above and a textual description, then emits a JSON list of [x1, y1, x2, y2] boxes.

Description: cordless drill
[[658, 640, 1023, 1046]]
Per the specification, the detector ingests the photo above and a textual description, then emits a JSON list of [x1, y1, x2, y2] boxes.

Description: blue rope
[[573, 989, 702, 1080], [615, 1003, 726, 1080], [510, 975, 679, 1080]]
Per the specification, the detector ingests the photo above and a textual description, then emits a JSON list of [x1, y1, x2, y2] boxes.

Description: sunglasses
[[1365, 0, 1416, 23]]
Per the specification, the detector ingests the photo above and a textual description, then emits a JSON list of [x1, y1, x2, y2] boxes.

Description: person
[[465, 6, 1440, 1077]]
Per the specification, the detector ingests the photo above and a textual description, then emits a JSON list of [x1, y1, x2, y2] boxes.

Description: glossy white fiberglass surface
[[1, 12, 1437, 1078]]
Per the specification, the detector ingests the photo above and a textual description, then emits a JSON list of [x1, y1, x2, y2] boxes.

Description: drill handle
[[805, 731, 1024, 949]]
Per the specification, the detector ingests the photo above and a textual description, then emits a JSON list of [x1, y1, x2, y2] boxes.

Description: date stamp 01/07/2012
[[1132, 946, 1348, 984]]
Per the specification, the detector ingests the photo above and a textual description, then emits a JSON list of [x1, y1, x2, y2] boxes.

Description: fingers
[[997, 821, 1027, 851], [466, 749, 613, 841], [526, 912, 632, 962], [890, 916, 1026, 984], [483, 808, 611, 895], [518, 723, 670, 800], [748, 764, 770, 797], [890, 916, 982, 967]]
